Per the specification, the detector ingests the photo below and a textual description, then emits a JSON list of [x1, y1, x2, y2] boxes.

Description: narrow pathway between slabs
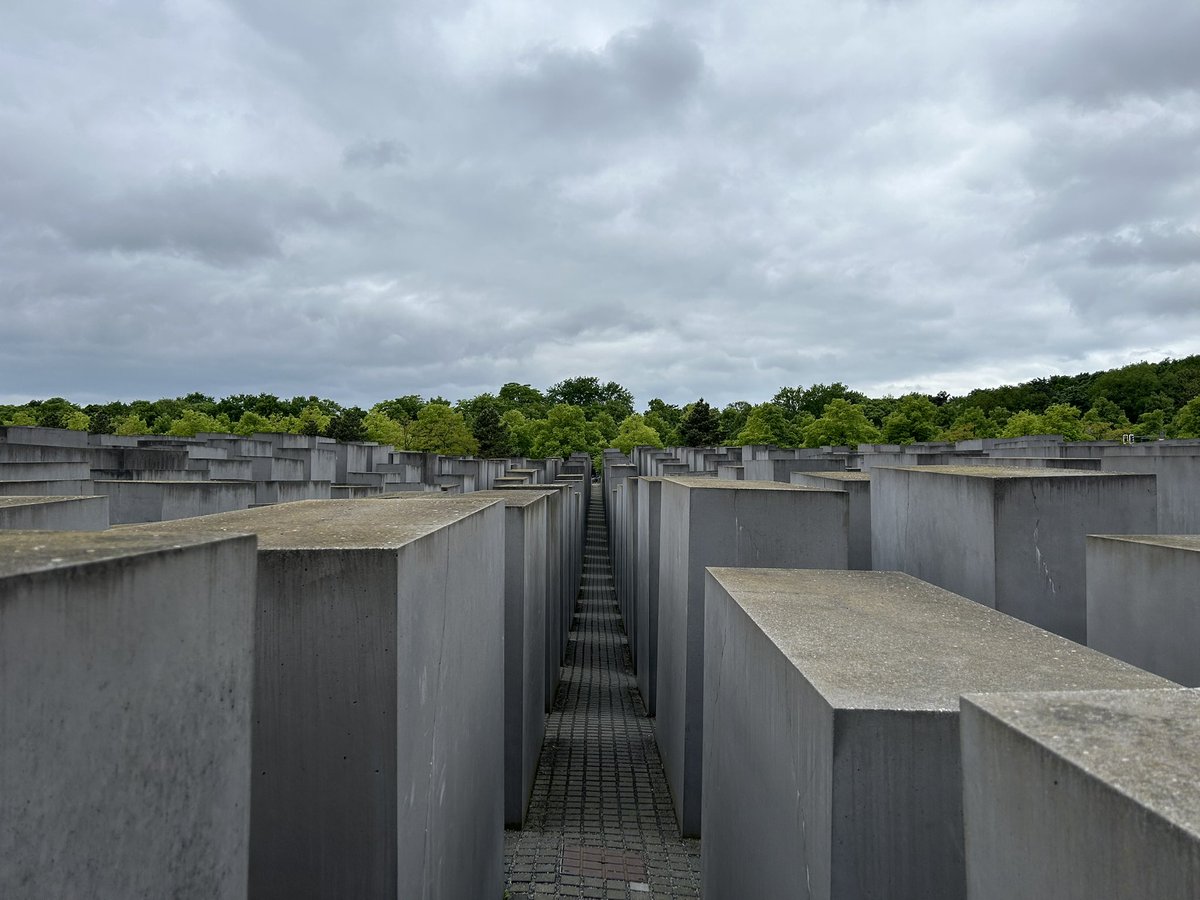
[[504, 482, 701, 900]]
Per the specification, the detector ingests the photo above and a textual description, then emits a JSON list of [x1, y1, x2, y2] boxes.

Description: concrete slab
[[95, 480, 256, 523], [1087, 534, 1200, 685], [0, 495, 109, 530], [961, 689, 1200, 900], [791, 470, 872, 570], [126, 498, 506, 899], [703, 568, 1172, 900], [871, 465, 1157, 643], [657, 477, 848, 836], [0, 530, 256, 898]]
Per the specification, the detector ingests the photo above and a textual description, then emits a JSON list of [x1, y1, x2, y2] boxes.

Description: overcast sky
[[2, 0, 1198, 411]]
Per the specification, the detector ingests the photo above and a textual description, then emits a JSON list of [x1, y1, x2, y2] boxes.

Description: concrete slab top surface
[[963, 689, 1200, 837], [877, 464, 1122, 479], [429, 489, 549, 508], [662, 476, 829, 492], [120, 497, 501, 550], [0, 529, 253, 578], [0, 496, 96, 508], [796, 471, 870, 482], [1089, 534, 1200, 552], [707, 568, 1172, 711]]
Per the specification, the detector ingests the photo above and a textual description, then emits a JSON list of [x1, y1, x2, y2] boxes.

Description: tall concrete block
[[871, 465, 1157, 643], [130, 498, 505, 899], [791, 470, 872, 570], [656, 477, 848, 836], [1100, 450, 1200, 533], [635, 477, 663, 715], [702, 568, 1172, 900], [424, 490, 548, 826], [0, 531, 256, 899], [498, 483, 570, 710], [0, 495, 109, 530], [1086, 534, 1200, 685], [961, 689, 1200, 900]]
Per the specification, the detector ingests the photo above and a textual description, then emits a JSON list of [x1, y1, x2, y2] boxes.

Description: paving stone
[[505, 483, 701, 900]]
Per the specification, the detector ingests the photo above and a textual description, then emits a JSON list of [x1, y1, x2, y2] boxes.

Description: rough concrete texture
[[635, 477, 663, 716], [455, 490, 549, 826], [1100, 451, 1200, 533], [0, 495, 109, 530], [497, 483, 574, 709], [1087, 534, 1200, 686], [791, 471, 872, 570], [96, 479, 257, 524], [127, 498, 506, 900], [871, 465, 1157, 644], [702, 568, 1172, 900], [657, 477, 849, 837], [0, 530, 256, 899], [962, 689, 1200, 900]]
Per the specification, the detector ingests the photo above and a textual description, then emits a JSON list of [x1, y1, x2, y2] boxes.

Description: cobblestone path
[[503, 482, 701, 899]]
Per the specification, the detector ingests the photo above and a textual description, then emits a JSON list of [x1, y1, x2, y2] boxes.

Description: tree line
[[4, 358, 1200, 463]]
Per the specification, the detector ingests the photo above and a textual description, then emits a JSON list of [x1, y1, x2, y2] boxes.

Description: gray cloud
[[2, 0, 1199, 409]]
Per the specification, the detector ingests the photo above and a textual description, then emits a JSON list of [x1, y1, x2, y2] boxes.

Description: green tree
[[326, 407, 368, 442], [1134, 409, 1166, 439], [644, 398, 682, 446], [678, 399, 721, 446], [735, 403, 806, 447], [167, 409, 227, 436], [881, 394, 940, 444], [527, 404, 602, 462], [373, 395, 425, 424], [1090, 362, 1162, 421], [407, 403, 478, 455], [546, 376, 634, 421], [1039, 403, 1087, 441], [7, 409, 38, 426], [497, 383, 548, 418], [802, 400, 880, 447], [939, 407, 996, 442], [472, 405, 514, 457], [296, 403, 332, 436], [501, 410, 535, 456], [363, 409, 408, 448], [1170, 396, 1200, 439], [613, 414, 663, 456], [1000, 410, 1046, 438], [774, 382, 868, 419], [65, 410, 91, 431], [114, 414, 151, 436], [718, 402, 751, 443], [1081, 398, 1132, 441]]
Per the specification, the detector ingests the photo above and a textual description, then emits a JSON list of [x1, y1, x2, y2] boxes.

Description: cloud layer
[[2, 0, 1198, 408]]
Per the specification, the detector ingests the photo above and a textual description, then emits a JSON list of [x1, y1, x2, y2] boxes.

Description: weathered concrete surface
[[657, 477, 848, 837], [96, 479, 257, 524], [702, 568, 1172, 900], [128, 498, 506, 900], [0, 495, 109, 530], [1100, 450, 1200, 533], [406, 489, 549, 826], [791, 470, 872, 570], [1086, 535, 1200, 686], [635, 477, 663, 715], [0, 530, 256, 899], [871, 465, 1157, 643], [497, 482, 573, 710], [961, 689, 1200, 900]]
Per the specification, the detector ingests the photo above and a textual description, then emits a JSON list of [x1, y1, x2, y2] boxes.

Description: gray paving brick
[[505, 483, 701, 900]]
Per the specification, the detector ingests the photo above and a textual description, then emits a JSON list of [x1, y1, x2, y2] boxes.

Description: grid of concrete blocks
[[4, 417, 1200, 899], [612, 437, 1200, 899]]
